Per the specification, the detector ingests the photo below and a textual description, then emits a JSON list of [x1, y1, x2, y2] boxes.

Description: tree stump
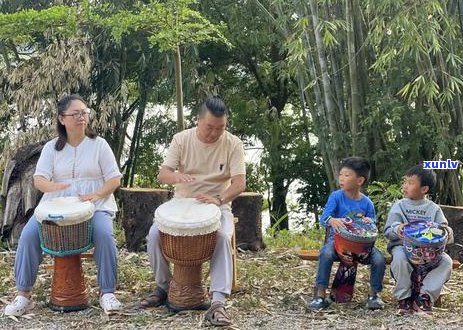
[[1, 142, 45, 246], [231, 192, 265, 251], [118, 188, 173, 252], [440, 205, 463, 262]]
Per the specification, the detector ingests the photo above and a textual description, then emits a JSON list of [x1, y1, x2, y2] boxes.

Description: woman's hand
[[51, 182, 71, 191], [79, 192, 103, 202]]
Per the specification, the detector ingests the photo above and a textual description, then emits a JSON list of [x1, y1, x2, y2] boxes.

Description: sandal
[[205, 301, 232, 326], [4, 296, 34, 316], [140, 287, 168, 308]]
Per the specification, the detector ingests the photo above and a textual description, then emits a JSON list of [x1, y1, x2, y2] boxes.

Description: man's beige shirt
[[162, 127, 246, 199]]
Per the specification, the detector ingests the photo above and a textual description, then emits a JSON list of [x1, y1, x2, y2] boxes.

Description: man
[[141, 96, 246, 326]]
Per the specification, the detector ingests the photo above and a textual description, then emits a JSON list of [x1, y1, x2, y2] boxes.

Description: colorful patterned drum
[[403, 220, 447, 266], [334, 213, 378, 264], [34, 196, 95, 312], [154, 198, 221, 311]]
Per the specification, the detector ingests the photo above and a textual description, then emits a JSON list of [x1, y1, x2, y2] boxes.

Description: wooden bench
[[298, 249, 461, 269]]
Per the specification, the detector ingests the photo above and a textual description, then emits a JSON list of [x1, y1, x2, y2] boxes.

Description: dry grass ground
[[1, 244, 463, 330]]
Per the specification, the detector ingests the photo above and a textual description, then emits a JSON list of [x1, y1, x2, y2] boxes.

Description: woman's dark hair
[[55, 94, 96, 151]]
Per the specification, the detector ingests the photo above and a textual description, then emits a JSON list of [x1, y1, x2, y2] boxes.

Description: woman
[[5, 94, 123, 316]]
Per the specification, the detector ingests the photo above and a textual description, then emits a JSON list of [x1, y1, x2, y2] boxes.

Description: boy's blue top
[[319, 189, 376, 240]]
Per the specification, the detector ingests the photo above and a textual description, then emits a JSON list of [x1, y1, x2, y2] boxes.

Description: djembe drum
[[403, 220, 448, 300], [154, 198, 221, 311], [334, 215, 378, 263], [35, 196, 95, 312], [403, 220, 448, 267], [331, 214, 378, 302]]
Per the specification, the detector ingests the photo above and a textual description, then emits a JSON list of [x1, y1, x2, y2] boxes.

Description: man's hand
[[328, 217, 347, 233], [195, 193, 221, 206], [175, 172, 195, 184]]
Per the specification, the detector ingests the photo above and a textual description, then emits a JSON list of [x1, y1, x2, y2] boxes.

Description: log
[[1, 142, 45, 246], [440, 205, 463, 262], [118, 188, 173, 252], [231, 192, 265, 251]]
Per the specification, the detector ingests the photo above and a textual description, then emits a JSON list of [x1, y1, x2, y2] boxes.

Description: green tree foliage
[[3, 0, 463, 233], [367, 181, 403, 230], [365, 0, 463, 204], [0, 0, 227, 187], [131, 107, 176, 187], [0, 6, 77, 43]]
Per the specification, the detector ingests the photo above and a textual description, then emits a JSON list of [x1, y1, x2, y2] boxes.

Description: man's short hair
[[405, 164, 437, 192], [340, 156, 371, 184], [198, 96, 228, 118]]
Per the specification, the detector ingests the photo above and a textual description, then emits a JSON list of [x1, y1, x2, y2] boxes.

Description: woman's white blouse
[[34, 136, 122, 213]]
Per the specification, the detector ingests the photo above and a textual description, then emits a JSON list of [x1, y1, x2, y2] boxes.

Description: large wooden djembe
[[154, 198, 221, 312], [35, 196, 94, 312]]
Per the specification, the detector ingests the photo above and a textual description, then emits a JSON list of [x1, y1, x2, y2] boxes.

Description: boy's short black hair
[[405, 164, 436, 192], [340, 157, 371, 184]]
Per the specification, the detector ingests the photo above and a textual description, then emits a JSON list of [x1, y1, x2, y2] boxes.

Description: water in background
[[244, 139, 317, 236], [260, 181, 317, 236]]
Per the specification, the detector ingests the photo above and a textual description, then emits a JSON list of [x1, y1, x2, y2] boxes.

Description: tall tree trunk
[[300, 8, 337, 188], [308, 0, 342, 182], [270, 171, 289, 231], [174, 46, 184, 132], [308, 0, 339, 137], [129, 93, 147, 186], [457, 0, 463, 38], [124, 95, 147, 187], [346, 0, 361, 154]]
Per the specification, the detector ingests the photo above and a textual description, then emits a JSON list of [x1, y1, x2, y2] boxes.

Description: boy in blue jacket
[[308, 157, 386, 310]]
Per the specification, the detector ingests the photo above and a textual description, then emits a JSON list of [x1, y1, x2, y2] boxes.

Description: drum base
[[50, 255, 89, 312], [48, 302, 89, 313], [167, 265, 209, 312], [166, 299, 210, 313]]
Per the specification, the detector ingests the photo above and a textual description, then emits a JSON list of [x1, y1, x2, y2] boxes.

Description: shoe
[[99, 293, 123, 315], [366, 294, 385, 310], [4, 296, 34, 316], [308, 296, 331, 310], [398, 297, 412, 315], [415, 294, 432, 313]]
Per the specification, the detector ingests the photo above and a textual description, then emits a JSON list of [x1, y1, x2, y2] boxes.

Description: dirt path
[[1, 249, 462, 329]]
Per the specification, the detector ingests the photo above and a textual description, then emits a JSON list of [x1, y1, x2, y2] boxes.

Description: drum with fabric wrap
[[403, 220, 447, 266], [334, 214, 378, 264], [154, 198, 221, 311], [35, 196, 95, 312]]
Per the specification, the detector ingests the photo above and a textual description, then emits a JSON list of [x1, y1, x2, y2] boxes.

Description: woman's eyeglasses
[[61, 108, 91, 119]]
